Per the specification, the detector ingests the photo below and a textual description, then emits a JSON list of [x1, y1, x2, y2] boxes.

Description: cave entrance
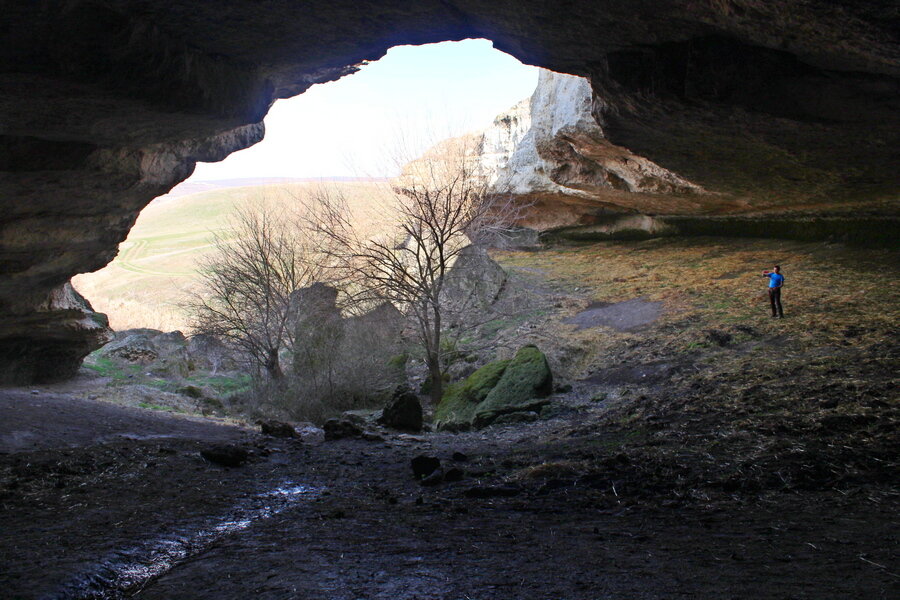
[[73, 39, 539, 333]]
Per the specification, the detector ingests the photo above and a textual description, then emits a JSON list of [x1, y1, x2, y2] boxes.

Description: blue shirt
[[766, 273, 784, 288]]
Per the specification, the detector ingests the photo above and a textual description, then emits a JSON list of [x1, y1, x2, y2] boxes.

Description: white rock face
[[478, 70, 702, 204], [401, 70, 708, 231], [481, 71, 597, 196]]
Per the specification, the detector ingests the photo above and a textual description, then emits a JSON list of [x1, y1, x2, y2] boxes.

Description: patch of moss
[[434, 359, 511, 431]]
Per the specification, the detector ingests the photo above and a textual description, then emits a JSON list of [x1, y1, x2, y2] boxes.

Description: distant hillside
[[154, 177, 387, 202], [73, 181, 391, 332]]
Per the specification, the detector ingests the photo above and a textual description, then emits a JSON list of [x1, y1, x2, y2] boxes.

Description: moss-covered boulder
[[473, 346, 553, 428], [434, 359, 510, 431], [434, 345, 553, 431]]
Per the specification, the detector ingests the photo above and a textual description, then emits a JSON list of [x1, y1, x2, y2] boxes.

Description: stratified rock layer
[[2, 0, 898, 381], [0, 283, 112, 384]]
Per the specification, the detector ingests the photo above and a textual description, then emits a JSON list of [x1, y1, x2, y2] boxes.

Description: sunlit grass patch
[[492, 237, 899, 379]]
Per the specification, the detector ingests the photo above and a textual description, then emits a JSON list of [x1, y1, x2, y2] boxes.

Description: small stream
[[50, 481, 321, 600]]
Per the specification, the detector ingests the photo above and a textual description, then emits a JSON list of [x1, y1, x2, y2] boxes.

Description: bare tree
[[306, 136, 524, 404], [187, 201, 330, 380]]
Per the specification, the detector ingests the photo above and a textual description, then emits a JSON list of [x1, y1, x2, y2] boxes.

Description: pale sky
[[190, 39, 540, 181]]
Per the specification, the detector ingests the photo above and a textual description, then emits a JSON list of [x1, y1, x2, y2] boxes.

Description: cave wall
[[1, 0, 897, 382]]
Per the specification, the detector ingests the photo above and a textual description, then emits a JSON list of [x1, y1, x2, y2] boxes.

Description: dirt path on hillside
[[1, 390, 896, 600]]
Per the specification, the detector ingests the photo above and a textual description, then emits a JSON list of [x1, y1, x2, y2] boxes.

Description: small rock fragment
[[411, 455, 441, 479]]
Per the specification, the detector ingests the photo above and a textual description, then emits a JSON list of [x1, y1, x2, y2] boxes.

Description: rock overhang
[[1, 0, 897, 382]]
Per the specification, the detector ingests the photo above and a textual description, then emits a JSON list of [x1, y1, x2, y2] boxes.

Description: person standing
[[762, 265, 784, 318]]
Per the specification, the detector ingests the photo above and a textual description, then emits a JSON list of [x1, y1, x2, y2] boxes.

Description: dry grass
[[492, 237, 899, 379]]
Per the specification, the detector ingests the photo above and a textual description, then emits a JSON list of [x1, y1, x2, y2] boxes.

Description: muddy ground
[[1, 237, 898, 599], [1, 373, 896, 599]]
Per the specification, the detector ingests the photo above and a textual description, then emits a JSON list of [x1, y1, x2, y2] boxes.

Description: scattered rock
[[377, 386, 423, 432], [323, 418, 364, 441], [411, 455, 441, 479], [257, 420, 296, 438], [200, 444, 248, 467], [294, 422, 325, 443], [451, 451, 469, 462]]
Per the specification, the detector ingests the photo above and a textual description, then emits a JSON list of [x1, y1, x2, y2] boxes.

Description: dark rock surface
[[562, 298, 663, 332], [0, 283, 112, 384], [322, 418, 363, 441], [257, 420, 296, 438], [200, 444, 249, 468], [2, 1, 898, 381], [411, 455, 442, 480]]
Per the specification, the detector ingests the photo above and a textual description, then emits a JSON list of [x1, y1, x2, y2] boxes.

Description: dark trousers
[[768, 288, 783, 317]]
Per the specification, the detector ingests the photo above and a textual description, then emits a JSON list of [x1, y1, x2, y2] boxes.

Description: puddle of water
[[51, 482, 320, 600]]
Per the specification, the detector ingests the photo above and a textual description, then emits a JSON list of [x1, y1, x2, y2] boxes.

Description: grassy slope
[[73, 181, 392, 331]]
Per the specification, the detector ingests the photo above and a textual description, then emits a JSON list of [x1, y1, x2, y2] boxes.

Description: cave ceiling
[[0, 0, 898, 382]]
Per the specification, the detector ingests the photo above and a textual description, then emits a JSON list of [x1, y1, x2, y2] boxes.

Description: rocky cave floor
[[1, 237, 898, 599]]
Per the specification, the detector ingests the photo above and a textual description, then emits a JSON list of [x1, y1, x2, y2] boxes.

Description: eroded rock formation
[[479, 70, 710, 229], [2, 0, 897, 381]]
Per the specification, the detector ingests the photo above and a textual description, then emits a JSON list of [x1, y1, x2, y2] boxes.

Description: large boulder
[[98, 328, 192, 377], [291, 283, 344, 376], [377, 386, 423, 432], [435, 345, 553, 431], [473, 345, 553, 428], [292, 283, 405, 399], [440, 245, 507, 318], [186, 333, 238, 373], [99, 330, 162, 364], [435, 359, 510, 431]]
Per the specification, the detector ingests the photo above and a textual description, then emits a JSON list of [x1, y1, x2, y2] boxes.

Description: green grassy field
[[73, 181, 391, 331]]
